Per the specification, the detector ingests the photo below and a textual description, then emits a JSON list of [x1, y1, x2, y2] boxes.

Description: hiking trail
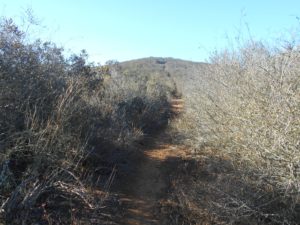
[[112, 99, 186, 225]]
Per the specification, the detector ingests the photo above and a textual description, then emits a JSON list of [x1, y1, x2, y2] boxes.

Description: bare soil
[[111, 99, 186, 225]]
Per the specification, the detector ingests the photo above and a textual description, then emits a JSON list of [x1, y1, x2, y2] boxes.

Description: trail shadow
[[159, 152, 300, 225], [83, 127, 300, 224], [107, 131, 187, 225]]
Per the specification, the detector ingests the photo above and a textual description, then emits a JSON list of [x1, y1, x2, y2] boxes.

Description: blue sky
[[1, 0, 300, 64]]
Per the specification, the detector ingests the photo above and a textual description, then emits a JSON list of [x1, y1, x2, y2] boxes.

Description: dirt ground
[[110, 99, 187, 225]]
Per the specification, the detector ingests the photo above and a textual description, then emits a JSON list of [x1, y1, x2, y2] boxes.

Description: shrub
[[0, 18, 173, 224], [176, 37, 300, 223], [92, 73, 172, 148]]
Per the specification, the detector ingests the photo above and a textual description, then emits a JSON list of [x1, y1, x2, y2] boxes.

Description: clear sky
[[1, 0, 300, 64]]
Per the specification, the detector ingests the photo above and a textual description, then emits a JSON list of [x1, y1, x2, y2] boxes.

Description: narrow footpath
[[112, 99, 186, 225]]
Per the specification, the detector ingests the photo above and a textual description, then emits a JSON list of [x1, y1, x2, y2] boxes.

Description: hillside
[[111, 57, 209, 80], [108, 57, 210, 97]]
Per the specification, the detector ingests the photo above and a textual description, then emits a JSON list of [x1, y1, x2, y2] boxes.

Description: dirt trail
[[114, 99, 185, 225], [117, 143, 187, 225]]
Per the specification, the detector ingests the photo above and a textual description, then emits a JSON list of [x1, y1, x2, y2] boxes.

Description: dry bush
[[175, 36, 300, 224], [88, 71, 173, 150], [0, 18, 173, 224], [0, 19, 66, 138], [0, 78, 105, 224]]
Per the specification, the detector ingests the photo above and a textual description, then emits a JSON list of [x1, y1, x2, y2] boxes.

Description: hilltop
[[111, 57, 209, 80]]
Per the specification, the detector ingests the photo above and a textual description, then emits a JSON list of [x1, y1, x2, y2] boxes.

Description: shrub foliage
[[175, 37, 300, 224], [0, 18, 174, 224]]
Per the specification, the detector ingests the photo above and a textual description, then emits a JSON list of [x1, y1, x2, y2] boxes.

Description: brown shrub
[[174, 36, 300, 224]]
